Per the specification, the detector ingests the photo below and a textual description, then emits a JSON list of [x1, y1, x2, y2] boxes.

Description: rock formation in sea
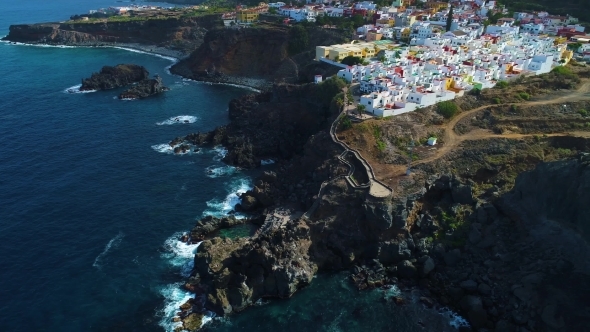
[[80, 64, 148, 91], [118, 75, 168, 100]]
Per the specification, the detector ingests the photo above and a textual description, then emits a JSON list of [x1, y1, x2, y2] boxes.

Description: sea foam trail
[[156, 115, 198, 126], [438, 308, 470, 329], [111, 46, 179, 63], [203, 177, 252, 219], [92, 232, 124, 269]]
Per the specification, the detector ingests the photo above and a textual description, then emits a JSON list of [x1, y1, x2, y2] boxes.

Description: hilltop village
[[211, 0, 589, 116]]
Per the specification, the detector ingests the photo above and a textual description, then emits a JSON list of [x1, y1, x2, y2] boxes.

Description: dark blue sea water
[[0, 1, 467, 331]]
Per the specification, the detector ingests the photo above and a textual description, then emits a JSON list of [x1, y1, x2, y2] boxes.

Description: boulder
[[363, 200, 394, 230], [397, 260, 417, 278], [460, 295, 488, 329], [460, 280, 478, 292], [444, 249, 462, 266], [422, 256, 435, 276], [451, 184, 474, 205]]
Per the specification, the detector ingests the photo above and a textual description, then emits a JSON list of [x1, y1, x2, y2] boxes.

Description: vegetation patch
[[436, 101, 459, 119]]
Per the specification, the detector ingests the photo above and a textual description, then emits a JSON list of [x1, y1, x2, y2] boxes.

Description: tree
[[356, 104, 366, 116], [335, 96, 344, 112], [446, 5, 454, 32], [341, 55, 363, 65]]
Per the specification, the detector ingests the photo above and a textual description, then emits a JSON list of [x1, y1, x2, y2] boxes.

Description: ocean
[[0, 1, 465, 331]]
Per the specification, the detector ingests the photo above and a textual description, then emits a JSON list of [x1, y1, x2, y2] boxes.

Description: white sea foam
[[211, 146, 228, 161], [261, 159, 275, 165], [161, 234, 202, 277], [382, 284, 402, 301], [151, 143, 199, 155], [93, 232, 124, 269], [63, 84, 96, 94], [202, 178, 252, 218], [205, 165, 238, 178], [158, 283, 193, 332], [112, 46, 178, 62], [438, 308, 470, 329], [156, 115, 198, 126], [151, 143, 176, 154]]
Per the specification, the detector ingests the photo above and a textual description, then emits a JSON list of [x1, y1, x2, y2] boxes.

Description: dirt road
[[414, 82, 590, 166]]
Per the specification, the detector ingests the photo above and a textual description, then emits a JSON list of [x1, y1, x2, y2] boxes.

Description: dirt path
[[413, 82, 590, 166]]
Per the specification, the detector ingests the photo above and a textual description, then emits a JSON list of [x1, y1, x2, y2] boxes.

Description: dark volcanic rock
[[118, 75, 168, 99], [80, 64, 148, 91]]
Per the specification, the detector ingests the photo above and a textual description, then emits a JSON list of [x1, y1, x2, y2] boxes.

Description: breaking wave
[[156, 115, 198, 125], [205, 165, 238, 178], [64, 84, 96, 94], [202, 177, 252, 218]]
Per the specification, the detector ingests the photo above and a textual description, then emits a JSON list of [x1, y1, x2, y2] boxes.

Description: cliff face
[[499, 155, 590, 271], [3, 15, 222, 54], [170, 25, 347, 87], [170, 77, 346, 169]]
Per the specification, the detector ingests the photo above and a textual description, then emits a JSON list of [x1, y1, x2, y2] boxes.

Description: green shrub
[[436, 101, 459, 119], [493, 97, 501, 104], [579, 109, 589, 117], [376, 140, 386, 151], [496, 81, 509, 89], [340, 56, 363, 66], [551, 66, 573, 76], [518, 92, 530, 100]]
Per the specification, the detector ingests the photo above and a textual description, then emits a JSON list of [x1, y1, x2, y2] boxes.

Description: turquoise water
[[0, 1, 465, 331]]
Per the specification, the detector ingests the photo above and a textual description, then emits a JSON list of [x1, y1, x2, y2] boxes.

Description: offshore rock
[[80, 64, 148, 91], [118, 75, 168, 99]]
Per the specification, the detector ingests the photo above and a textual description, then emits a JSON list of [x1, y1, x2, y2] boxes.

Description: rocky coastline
[[161, 71, 590, 331], [10, 14, 590, 332]]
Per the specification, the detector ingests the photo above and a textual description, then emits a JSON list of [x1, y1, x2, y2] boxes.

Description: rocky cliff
[[80, 64, 148, 91], [169, 77, 347, 170], [3, 15, 222, 54], [170, 24, 347, 88]]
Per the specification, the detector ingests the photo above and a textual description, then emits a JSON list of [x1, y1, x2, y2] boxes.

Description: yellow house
[[553, 36, 567, 45], [425, 1, 448, 12], [401, 27, 410, 40], [561, 50, 574, 63], [237, 10, 258, 23], [329, 47, 353, 61], [316, 46, 331, 61]]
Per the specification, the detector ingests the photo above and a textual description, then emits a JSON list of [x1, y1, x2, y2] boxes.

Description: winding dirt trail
[[413, 82, 590, 166]]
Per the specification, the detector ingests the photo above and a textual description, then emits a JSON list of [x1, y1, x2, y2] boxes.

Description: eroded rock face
[[80, 64, 148, 91], [118, 75, 168, 99]]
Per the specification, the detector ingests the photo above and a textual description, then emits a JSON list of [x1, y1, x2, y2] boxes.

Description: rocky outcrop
[[2, 15, 222, 54], [170, 79, 346, 169], [80, 64, 148, 91], [118, 75, 168, 99]]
